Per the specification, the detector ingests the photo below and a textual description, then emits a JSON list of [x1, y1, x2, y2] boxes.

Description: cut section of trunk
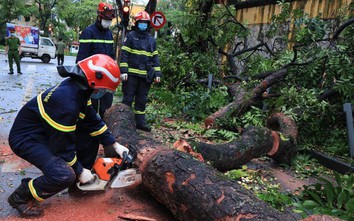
[[104, 104, 296, 221], [196, 113, 298, 171]]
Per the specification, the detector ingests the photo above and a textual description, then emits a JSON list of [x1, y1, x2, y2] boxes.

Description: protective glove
[[113, 142, 129, 158], [154, 77, 161, 83], [78, 168, 95, 184], [121, 73, 128, 81]]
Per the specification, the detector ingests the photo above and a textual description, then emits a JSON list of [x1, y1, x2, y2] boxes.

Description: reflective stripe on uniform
[[134, 110, 145, 115], [120, 62, 128, 67], [67, 155, 77, 166], [79, 112, 85, 119], [37, 93, 76, 132], [90, 125, 108, 137], [28, 179, 44, 202], [79, 39, 114, 44], [87, 100, 92, 106], [121, 46, 157, 57], [129, 68, 147, 75], [121, 46, 131, 53]]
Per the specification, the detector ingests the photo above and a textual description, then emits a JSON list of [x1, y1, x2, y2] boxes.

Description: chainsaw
[[76, 150, 141, 191]]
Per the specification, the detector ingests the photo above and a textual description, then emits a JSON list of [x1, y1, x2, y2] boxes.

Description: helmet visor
[[100, 8, 115, 19]]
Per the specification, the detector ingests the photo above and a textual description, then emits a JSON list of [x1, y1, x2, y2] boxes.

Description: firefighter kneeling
[[7, 54, 128, 218]]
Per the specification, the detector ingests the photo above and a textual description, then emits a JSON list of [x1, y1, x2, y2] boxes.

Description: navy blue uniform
[[120, 30, 162, 125], [8, 78, 115, 201], [76, 20, 115, 119]]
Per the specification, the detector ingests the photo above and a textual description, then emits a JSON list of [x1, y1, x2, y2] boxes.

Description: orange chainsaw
[[77, 150, 141, 191]]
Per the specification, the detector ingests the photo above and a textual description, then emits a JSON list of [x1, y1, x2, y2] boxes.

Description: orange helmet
[[134, 11, 150, 22], [97, 2, 115, 20], [78, 54, 121, 92]]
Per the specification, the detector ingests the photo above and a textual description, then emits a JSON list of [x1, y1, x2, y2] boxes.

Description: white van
[[21, 37, 56, 63], [6, 23, 56, 63]]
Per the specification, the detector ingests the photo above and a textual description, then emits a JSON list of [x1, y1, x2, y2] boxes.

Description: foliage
[[55, 0, 98, 33], [157, 0, 241, 87], [240, 106, 266, 128], [226, 165, 292, 211], [0, 0, 30, 43], [290, 154, 325, 179], [293, 172, 354, 220], [147, 85, 229, 123], [203, 128, 239, 142], [257, 184, 293, 212]]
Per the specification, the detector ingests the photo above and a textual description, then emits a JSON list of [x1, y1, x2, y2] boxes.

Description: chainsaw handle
[[76, 174, 98, 188], [123, 151, 134, 163], [76, 174, 108, 191]]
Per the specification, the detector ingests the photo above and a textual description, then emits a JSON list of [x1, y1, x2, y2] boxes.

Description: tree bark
[[205, 68, 287, 128], [195, 113, 298, 171], [104, 104, 296, 221]]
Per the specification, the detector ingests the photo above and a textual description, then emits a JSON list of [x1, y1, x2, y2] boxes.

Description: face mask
[[137, 23, 148, 31], [101, 19, 112, 29], [90, 89, 107, 99], [10, 33, 15, 37]]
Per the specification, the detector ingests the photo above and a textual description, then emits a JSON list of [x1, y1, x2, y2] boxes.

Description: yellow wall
[[236, 0, 353, 25]]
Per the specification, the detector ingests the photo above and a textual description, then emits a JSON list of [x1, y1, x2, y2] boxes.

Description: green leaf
[[324, 182, 335, 207], [306, 190, 323, 205], [337, 191, 347, 209], [345, 198, 354, 213], [303, 200, 320, 209]]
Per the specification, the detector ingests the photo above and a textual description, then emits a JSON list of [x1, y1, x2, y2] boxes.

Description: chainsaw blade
[[110, 168, 141, 188]]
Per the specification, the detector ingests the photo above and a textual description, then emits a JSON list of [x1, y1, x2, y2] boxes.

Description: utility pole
[[115, 0, 131, 63]]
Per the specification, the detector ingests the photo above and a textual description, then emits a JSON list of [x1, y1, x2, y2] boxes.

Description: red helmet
[[134, 11, 150, 22], [9, 27, 15, 33], [97, 2, 115, 20], [78, 54, 121, 92]]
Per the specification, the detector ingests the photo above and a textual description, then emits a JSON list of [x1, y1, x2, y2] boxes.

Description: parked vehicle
[[6, 23, 56, 63]]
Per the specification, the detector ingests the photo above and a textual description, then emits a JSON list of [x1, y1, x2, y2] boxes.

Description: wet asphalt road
[[0, 54, 76, 218]]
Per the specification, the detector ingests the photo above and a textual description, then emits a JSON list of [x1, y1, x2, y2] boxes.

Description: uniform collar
[[134, 29, 149, 38]]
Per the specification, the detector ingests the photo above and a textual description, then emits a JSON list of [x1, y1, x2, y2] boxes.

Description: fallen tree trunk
[[204, 68, 288, 129], [104, 104, 297, 221], [193, 113, 298, 171]]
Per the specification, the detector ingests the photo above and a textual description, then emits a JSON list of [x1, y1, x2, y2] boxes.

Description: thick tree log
[[104, 104, 296, 221], [205, 68, 288, 128], [195, 113, 298, 171], [143, 149, 296, 221]]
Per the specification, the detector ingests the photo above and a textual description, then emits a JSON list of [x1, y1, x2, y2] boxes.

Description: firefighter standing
[[5, 27, 22, 75], [7, 54, 129, 218], [76, 2, 115, 119], [120, 11, 162, 132]]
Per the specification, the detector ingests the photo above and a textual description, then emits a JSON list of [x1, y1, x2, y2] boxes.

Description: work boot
[[8, 178, 44, 218], [135, 114, 151, 132], [18, 72, 23, 75], [8, 72, 14, 75], [136, 124, 151, 132]]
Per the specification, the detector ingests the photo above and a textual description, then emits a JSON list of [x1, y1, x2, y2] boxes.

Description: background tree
[[0, 0, 28, 44], [53, 0, 98, 42], [31, 0, 58, 35], [153, 0, 354, 162]]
